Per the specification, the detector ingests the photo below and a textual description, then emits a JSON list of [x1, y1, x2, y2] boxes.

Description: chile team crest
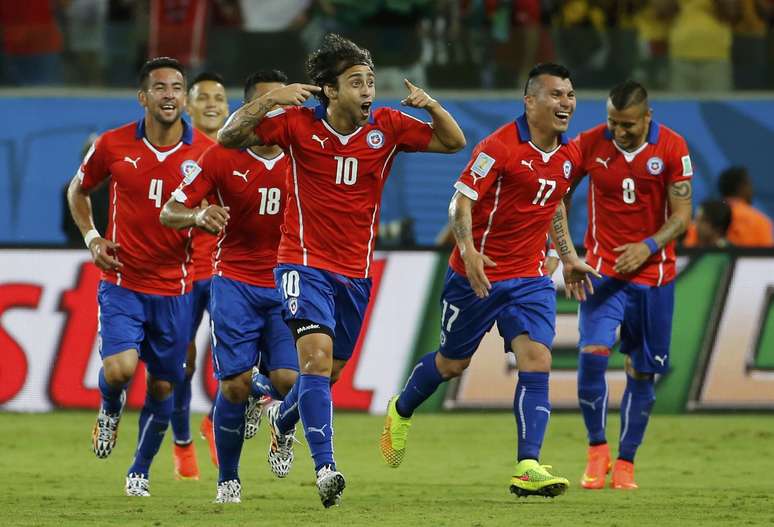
[[563, 160, 572, 179], [180, 159, 202, 184], [647, 156, 664, 175], [367, 130, 385, 149]]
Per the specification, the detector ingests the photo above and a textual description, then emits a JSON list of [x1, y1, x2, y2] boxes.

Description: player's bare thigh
[[219, 370, 253, 403], [511, 334, 551, 372]]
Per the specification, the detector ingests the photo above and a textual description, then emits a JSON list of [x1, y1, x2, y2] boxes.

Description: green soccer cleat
[[379, 396, 412, 468], [509, 459, 570, 498]]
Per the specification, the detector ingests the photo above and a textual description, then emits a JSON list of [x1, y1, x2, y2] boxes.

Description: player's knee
[[269, 369, 298, 397], [297, 337, 333, 376], [220, 375, 251, 403], [625, 357, 654, 381], [515, 343, 551, 372], [435, 355, 471, 379], [103, 355, 135, 385], [147, 378, 173, 400]]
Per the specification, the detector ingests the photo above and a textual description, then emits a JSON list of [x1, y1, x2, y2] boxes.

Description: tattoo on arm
[[449, 193, 474, 252], [218, 98, 272, 148], [670, 181, 692, 199], [653, 181, 692, 246], [550, 204, 574, 258]]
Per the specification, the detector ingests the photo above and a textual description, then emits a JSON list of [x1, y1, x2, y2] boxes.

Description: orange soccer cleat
[[610, 459, 639, 489], [580, 443, 611, 490], [173, 442, 200, 480], [200, 414, 219, 468]]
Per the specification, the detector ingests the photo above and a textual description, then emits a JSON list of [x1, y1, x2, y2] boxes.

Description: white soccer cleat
[[316, 465, 345, 508], [125, 473, 150, 497], [214, 479, 242, 504], [244, 394, 270, 440], [92, 391, 126, 459], [266, 401, 296, 478]]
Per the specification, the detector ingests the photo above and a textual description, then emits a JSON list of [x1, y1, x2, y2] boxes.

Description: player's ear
[[137, 89, 146, 107], [323, 84, 337, 102]]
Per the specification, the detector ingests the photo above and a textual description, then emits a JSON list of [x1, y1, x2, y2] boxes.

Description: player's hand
[[613, 242, 651, 274], [544, 256, 560, 277], [194, 205, 230, 235], [89, 238, 123, 271], [401, 79, 438, 110], [461, 247, 497, 299], [561, 256, 600, 302], [267, 83, 321, 107]]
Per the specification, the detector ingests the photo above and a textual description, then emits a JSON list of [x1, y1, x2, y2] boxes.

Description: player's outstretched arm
[[217, 83, 321, 149], [67, 174, 122, 271], [550, 202, 600, 301], [401, 79, 465, 154], [449, 191, 496, 298], [613, 180, 692, 274], [160, 197, 230, 235]]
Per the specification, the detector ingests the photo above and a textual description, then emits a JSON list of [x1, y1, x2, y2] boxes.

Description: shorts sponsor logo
[[296, 323, 320, 334], [288, 297, 298, 315]]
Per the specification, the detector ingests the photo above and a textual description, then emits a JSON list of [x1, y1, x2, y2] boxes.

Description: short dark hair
[[306, 33, 374, 106], [699, 199, 732, 235], [243, 69, 288, 102], [524, 63, 572, 96], [189, 71, 225, 93], [138, 57, 185, 89], [717, 166, 749, 198], [609, 80, 649, 110]]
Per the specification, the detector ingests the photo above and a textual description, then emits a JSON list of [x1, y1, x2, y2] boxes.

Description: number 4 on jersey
[[148, 178, 163, 208]]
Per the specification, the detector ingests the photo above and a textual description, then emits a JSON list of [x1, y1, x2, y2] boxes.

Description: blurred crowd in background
[[2, 0, 774, 91]]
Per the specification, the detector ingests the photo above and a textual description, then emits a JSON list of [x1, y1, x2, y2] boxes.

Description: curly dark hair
[[305, 33, 374, 107]]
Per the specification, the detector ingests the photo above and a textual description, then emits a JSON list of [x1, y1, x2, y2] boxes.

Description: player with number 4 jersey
[[571, 81, 693, 491], [381, 64, 600, 500], [67, 58, 213, 498], [217, 34, 466, 508]]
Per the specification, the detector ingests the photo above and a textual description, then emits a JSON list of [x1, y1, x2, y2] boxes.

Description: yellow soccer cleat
[[380, 396, 412, 468], [510, 459, 570, 498]]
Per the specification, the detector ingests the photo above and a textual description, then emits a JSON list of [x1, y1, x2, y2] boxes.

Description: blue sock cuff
[[518, 371, 549, 388], [300, 373, 330, 389], [215, 392, 248, 416], [144, 393, 173, 417], [420, 352, 443, 382], [626, 375, 655, 396], [579, 352, 609, 373]]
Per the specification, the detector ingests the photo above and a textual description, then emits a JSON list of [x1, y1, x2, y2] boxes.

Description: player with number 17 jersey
[[255, 104, 433, 278], [79, 118, 213, 294]]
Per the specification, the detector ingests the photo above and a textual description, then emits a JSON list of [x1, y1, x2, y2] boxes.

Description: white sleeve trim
[[172, 188, 188, 203], [454, 181, 479, 201]]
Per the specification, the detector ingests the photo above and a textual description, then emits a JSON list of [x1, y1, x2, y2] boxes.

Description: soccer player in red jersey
[[161, 70, 300, 503], [381, 63, 600, 498], [572, 81, 693, 490], [168, 71, 230, 478], [217, 33, 466, 507], [66, 57, 214, 497]]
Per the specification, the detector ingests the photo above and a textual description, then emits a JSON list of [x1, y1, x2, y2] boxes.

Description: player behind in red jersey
[[169, 70, 230, 480], [66, 57, 214, 497], [217, 33, 466, 507], [380, 63, 601, 499], [572, 80, 692, 490], [161, 69, 300, 504]]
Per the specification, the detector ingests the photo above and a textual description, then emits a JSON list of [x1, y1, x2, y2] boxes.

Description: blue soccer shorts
[[438, 268, 556, 360], [97, 281, 192, 383], [209, 275, 298, 380], [578, 274, 675, 374], [274, 264, 372, 362], [189, 277, 211, 342]]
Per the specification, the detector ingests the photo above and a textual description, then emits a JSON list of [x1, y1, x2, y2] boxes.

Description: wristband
[[643, 237, 659, 255], [547, 249, 559, 258], [84, 229, 100, 248]]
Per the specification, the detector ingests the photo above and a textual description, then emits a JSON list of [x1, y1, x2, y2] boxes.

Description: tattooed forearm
[[652, 214, 687, 247], [449, 192, 474, 253], [550, 203, 576, 259], [652, 180, 692, 246], [217, 96, 273, 148]]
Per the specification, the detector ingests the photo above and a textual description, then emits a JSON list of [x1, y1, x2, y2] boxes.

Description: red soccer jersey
[[173, 145, 289, 288], [449, 114, 583, 281], [191, 228, 217, 281], [255, 105, 433, 278], [78, 119, 214, 295], [577, 122, 693, 286]]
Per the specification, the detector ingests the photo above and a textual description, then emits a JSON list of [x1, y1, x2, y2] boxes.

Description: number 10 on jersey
[[335, 156, 358, 185]]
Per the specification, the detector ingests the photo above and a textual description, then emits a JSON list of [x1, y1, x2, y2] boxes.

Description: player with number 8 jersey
[[217, 34, 466, 507]]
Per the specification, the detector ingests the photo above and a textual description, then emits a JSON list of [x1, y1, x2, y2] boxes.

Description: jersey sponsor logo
[[646, 156, 664, 176], [312, 134, 329, 149], [123, 156, 140, 169], [595, 157, 610, 169], [232, 169, 249, 182], [563, 160, 572, 179], [681, 155, 693, 177], [471, 152, 496, 183], [180, 159, 202, 184], [366, 129, 385, 149], [520, 159, 534, 171]]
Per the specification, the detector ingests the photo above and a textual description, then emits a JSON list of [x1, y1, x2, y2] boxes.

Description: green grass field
[[1, 411, 773, 526]]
